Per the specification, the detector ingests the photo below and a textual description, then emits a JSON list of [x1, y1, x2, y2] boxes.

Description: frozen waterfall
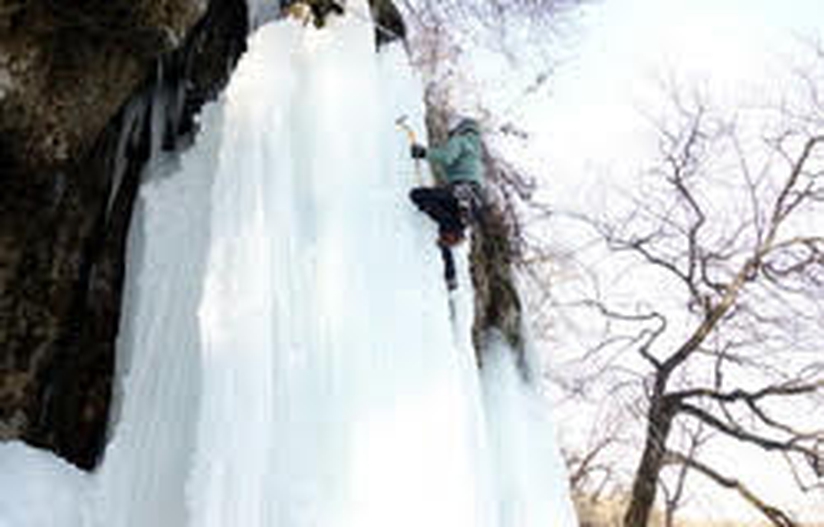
[[0, 4, 577, 527]]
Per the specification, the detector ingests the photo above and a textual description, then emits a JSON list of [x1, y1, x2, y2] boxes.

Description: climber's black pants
[[409, 186, 464, 287], [439, 245, 456, 286], [408, 186, 464, 238]]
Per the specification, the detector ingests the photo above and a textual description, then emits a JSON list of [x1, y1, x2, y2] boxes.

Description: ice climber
[[408, 116, 485, 290]]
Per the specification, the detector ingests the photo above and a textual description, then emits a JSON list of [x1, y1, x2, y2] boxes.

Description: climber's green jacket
[[426, 119, 483, 186]]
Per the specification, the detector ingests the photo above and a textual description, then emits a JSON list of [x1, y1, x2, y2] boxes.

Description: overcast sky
[[527, 0, 824, 204]]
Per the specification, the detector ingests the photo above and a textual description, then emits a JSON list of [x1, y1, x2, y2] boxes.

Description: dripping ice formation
[[0, 4, 578, 527]]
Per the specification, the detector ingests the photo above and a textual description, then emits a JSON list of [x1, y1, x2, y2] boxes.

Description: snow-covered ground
[[0, 442, 90, 527], [0, 3, 576, 526]]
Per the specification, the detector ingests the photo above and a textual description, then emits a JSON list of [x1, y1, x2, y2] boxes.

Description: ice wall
[[0, 3, 578, 527], [95, 4, 496, 527], [187, 10, 493, 527]]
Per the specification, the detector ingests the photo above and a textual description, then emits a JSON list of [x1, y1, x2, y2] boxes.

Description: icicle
[[104, 97, 144, 221], [481, 330, 579, 527], [149, 61, 166, 162]]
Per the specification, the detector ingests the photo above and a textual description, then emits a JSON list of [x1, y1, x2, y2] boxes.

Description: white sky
[[508, 0, 824, 522], [526, 0, 824, 206]]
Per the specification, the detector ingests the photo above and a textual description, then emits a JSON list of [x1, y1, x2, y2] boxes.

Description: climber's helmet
[[447, 115, 480, 136]]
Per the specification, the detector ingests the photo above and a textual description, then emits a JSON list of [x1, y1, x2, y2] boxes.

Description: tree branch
[[664, 451, 799, 527], [680, 403, 821, 462]]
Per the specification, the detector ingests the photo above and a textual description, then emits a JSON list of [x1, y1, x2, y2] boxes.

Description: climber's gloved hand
[[410, 144, 427, 159]]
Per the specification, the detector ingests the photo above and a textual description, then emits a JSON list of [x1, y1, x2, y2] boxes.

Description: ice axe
[[395, 115, 423, 186]]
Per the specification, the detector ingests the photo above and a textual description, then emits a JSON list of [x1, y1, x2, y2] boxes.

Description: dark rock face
[[0, 0, 208, 173], [470, 202, 524, 367], [369, 0, 405, 46], [0, 0, 247, 469]]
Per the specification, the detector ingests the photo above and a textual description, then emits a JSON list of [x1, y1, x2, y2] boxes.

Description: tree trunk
[[624, 397, 676, 527]]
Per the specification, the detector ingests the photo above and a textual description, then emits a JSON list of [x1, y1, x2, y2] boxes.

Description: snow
[[0, 442, 90, 527], [0, 3, 576, 526]]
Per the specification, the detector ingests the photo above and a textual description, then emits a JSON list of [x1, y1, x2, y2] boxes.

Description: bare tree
[[624, 88, 824, 526], [399, 0, 583, 60], [543, 71, 824, 525]]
